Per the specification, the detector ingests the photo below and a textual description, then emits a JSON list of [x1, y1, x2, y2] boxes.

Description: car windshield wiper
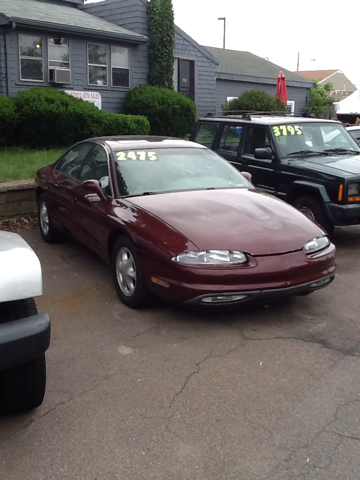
[[324, 148, 360, 154], [121, 191, 158, 198], [287, 150, 329, 157]]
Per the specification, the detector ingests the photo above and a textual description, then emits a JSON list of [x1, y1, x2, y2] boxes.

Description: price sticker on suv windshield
[[273, 125, 303, 136], [116, 151, 158, 161]]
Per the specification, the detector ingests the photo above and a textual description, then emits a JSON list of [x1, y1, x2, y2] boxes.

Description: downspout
[[4, 21, 16, 97]]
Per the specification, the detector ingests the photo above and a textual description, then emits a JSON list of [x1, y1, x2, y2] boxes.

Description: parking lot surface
[[2, 226, 360, 479]]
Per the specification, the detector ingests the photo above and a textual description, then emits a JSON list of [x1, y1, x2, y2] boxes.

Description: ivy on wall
[[147, 0, 175, 88]]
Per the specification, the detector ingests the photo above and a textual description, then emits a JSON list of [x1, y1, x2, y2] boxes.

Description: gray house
[[0, 0, 314, 118], [204, 46, 315, 115]]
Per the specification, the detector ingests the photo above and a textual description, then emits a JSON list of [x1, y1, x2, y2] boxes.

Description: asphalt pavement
[[1, 225, 360, 480]]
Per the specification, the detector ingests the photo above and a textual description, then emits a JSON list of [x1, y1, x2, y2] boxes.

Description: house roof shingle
[[204, 46, 313, 84], [297, 70, 338, 82], [0, 0, 147, 43]]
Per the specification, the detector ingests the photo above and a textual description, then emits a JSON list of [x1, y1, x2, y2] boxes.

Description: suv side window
[[218, 124, 243, 154], [243, 127, 270, 156], [193, 122, 219, 147]]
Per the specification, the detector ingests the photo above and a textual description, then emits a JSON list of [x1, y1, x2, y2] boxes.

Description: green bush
[[14, 87, 150, 148], [223, 90, 286, 113], [124, 85, 196, 137], [0, 95, 19, 146]]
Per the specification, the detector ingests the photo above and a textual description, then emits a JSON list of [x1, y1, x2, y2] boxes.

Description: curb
[[0, 180, 37, 217]]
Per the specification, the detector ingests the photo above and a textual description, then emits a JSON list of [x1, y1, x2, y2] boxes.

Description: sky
[[86, 0, 360, 88]]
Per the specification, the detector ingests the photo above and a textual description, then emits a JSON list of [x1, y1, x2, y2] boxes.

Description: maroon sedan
[[35, 136, 336, 309]]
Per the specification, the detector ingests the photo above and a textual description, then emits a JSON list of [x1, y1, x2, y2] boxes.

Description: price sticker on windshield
[[273, 125, 303, 136], [116, 151, 158, 161]]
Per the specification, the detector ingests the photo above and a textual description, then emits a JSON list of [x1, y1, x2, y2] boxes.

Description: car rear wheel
[[0, 299, 46, 414], [111, 237, 152, 309], [293, 195, 334, 235], [38, 194, 61, 243]]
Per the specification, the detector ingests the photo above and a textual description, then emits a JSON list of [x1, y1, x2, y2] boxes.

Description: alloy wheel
[[39, 202, 50, 235], [116, 247, 137, 296]]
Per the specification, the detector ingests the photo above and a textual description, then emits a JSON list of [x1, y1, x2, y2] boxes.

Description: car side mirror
[[241, 171, 252, 183], [254, 147, 273, 160], [82, 179, 107, 201]]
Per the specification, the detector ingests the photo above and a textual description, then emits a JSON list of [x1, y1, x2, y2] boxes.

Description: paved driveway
[[1, 226, 360, 480]]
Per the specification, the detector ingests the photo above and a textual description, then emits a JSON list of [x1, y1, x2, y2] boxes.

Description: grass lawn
[[0, 146, 64, 183]]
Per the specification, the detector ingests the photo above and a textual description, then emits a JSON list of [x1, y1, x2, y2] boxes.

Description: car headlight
[[304, 237, 330, 254], [172, 250, 248, 265], [348, 183, 360, 196]]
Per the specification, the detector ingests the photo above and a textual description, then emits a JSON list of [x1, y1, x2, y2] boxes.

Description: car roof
[[346, 126, 360, 131], [82, 136, 206, 151], [197, 115, 342, 126]]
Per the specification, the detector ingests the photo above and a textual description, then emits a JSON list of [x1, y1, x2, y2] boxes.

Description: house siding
[[216, 78, 309, 114], [82, 0, 218, 118], [4, 28, 140, 113], [175, 31, 217, 118], [81, 0, 149, 112]]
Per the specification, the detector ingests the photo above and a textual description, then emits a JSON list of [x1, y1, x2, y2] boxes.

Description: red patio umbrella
[[275, 71, 287, 105]]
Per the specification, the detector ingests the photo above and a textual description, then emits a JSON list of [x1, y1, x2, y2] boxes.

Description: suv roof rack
[[204, 110, 317, 120]]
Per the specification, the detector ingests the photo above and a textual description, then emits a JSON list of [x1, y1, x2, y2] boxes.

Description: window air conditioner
[[49, 68, 71, 84]]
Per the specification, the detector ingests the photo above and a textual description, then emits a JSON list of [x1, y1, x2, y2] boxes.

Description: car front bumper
[[0, 313, 50, 372], [146, 244, 336, 306], [183, 275, 335, 308]]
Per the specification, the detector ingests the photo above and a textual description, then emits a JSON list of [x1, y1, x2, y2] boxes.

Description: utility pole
[[218, 17, 226, 49]]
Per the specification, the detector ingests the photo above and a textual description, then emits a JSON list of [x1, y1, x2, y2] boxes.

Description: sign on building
[[65, 90, 102, 110]]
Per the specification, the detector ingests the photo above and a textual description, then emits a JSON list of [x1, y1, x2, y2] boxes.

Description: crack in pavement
[[168, 341, 244, 410]]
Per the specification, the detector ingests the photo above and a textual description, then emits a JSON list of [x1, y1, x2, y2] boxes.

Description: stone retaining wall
[[0, 180, 37, 217]]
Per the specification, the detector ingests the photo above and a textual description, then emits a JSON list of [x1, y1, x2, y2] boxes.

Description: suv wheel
[[293, 195, 334, 235], [0, 299, 46, 414]]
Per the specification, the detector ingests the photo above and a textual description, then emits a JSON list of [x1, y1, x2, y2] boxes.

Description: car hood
[[128, 189, 325, 256], [289, 153, 360, 176]]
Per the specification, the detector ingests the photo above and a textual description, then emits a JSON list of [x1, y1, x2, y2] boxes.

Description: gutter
[[4, 18, 147, 44]]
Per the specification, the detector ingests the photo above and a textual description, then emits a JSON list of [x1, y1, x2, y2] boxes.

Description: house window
[[173, 58, 195, 101], [48, 38, 69, 69], [19, 34, 43, 81], [88, 44, 107, 86], [111, 46, 129, 87]]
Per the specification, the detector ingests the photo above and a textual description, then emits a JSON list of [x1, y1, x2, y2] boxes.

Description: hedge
[[0, 95, 19, 146], [14, 87, 150, 148], [124, 85, 196, 138]]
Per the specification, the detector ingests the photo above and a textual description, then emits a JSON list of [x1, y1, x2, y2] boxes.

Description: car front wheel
[[293, 195, 334, 235], [111, 237, 151, 309], [0, 299, 46, 414]]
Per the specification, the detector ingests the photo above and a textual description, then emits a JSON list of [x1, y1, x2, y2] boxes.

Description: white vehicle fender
[[0, 231, 43, 302]]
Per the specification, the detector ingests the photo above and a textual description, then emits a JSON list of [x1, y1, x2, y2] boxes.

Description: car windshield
[[272, 122, 360, 158], [112, 147, 251, 196]]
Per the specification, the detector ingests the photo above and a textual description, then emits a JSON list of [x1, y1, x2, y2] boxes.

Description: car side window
[[79, 145, 112, 196], [243, 127, 270, 156], [218, 124, 243, 153], [193, 122, 219, 147], [56, 143, 95, 180]]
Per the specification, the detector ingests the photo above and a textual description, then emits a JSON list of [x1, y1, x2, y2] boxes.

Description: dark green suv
[[190, 114, 360, 234]]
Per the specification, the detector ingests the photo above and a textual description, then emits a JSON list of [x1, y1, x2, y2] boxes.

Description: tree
[[306, 82, 333, 117], [223, 90, 286, 113], [147, 0, 175, 88]]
